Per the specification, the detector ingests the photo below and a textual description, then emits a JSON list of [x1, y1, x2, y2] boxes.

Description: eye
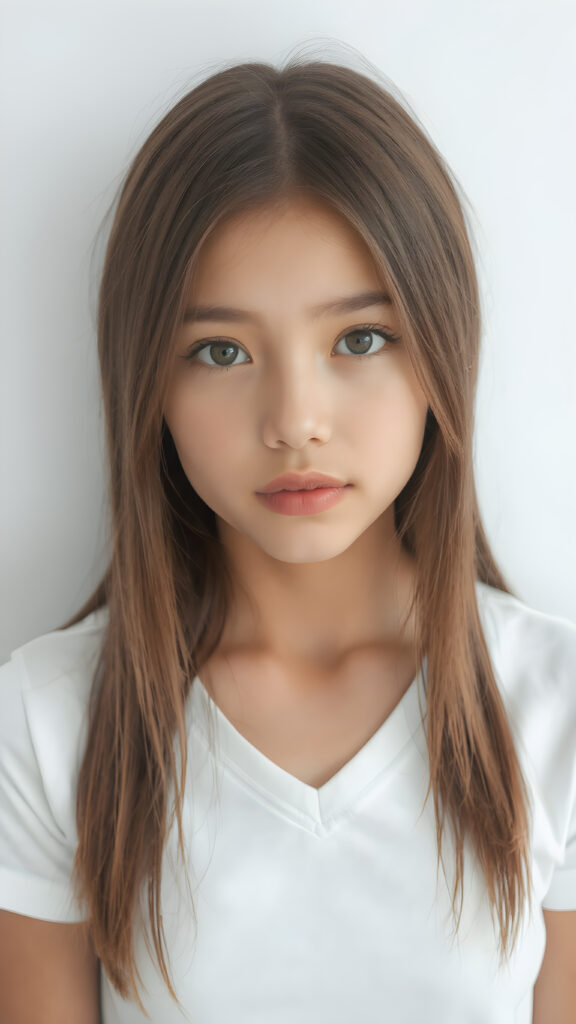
[[181, 324, 401, 369], [183, 340, 250, 368], [333, 325, 401, 357]]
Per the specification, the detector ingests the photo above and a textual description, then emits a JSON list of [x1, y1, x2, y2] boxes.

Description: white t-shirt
[[1, 580, 575, 1023]]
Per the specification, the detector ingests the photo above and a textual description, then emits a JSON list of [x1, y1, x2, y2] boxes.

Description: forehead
[[190, 197, 383, 294]]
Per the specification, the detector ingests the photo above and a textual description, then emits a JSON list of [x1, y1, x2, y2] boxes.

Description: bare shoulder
[[0, 910, 100, 1024], [532, 909, 576, 1023]]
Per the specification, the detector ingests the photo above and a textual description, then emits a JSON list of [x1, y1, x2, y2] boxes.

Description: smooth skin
[[0, 911, 101, 1022], [1, 196, 572, 1022], [163, 194, 576, 1020], [164, 195, 428, 666], [532, 908, 576, 1022], [164, 194, 427, 789]]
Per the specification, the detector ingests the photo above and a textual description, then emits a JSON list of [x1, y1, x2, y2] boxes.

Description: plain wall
[[1, 0, 575, 661]]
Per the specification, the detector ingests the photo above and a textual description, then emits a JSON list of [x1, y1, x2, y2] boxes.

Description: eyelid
[[181, 323, 401, 365]]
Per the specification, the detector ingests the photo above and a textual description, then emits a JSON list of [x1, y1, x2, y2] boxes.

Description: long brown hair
[[61, 57, 533, 1011]]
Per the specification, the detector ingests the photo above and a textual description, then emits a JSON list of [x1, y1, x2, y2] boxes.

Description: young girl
[[0, 58, 574, 1024]]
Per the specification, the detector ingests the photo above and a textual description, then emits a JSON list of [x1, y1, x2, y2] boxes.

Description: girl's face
[[164, 196, 429, 565]]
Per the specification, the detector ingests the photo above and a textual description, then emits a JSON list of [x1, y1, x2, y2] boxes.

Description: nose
[[260, 355, 332, 449]]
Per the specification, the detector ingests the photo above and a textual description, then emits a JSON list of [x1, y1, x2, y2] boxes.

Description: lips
[[257, 472, 347, 494]]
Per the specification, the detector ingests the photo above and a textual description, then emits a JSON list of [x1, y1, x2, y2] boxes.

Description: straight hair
[[61, 58, 533, 1012]]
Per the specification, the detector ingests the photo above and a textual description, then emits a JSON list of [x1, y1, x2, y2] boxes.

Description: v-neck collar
[[188, 658, 428, 835]]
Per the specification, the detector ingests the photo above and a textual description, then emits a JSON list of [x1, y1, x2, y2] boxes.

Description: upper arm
[[0, 910, 101, 1024], [532, 908, 576, 1024]]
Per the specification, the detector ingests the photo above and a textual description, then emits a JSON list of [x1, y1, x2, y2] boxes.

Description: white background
[[1, 0, 575, 661]]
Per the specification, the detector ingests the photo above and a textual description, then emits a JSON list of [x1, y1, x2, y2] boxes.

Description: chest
[[198, 645, 420, 788]]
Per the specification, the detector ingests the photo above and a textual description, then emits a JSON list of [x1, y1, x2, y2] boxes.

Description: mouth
[[254, 484, 351, 516], [257, 473, 347, 494], [276, 485, 339, 492]]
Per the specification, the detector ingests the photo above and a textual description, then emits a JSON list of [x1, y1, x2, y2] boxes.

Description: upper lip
[[257, 472, 347, 494]]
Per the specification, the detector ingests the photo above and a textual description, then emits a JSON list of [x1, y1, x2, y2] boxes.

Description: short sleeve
[[0, 653, 87, 922], [541, 789, 576, 910], [538, 618, 576, 911]]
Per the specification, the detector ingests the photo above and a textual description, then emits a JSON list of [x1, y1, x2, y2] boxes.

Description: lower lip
[[255, 486, 351, 516]]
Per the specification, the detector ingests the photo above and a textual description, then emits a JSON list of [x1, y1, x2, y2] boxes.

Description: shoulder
[[474, 580, 576, 717], [475, 581, 576, 882], [0, 607, 108, 757], [0, 608, 108, 848], [475, 578, 576, 646], [3, 607, 109, 700], [474, 581, 576, 802], [475, 582, 576, 910]]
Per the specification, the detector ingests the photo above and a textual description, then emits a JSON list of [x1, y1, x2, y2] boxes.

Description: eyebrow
[[182, 290, 392, 324]]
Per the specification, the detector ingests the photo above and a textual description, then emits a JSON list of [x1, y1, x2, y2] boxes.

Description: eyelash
[[182, 324, 401, 370]]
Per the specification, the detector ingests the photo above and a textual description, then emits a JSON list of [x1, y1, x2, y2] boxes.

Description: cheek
[[164, 369, 428, 481], [349, 380, 428, 458], [164, 388, 246, 479], [348, 391, 427, 500]]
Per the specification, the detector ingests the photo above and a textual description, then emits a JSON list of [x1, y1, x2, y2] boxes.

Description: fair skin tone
[[0, 912, 100, 1022], [1, 198, 571, 1022], [163, 195, 428, 784], [165, 196, 428, 666], [162, 194, 576, 1016], [532, 908, 576, 1021]]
